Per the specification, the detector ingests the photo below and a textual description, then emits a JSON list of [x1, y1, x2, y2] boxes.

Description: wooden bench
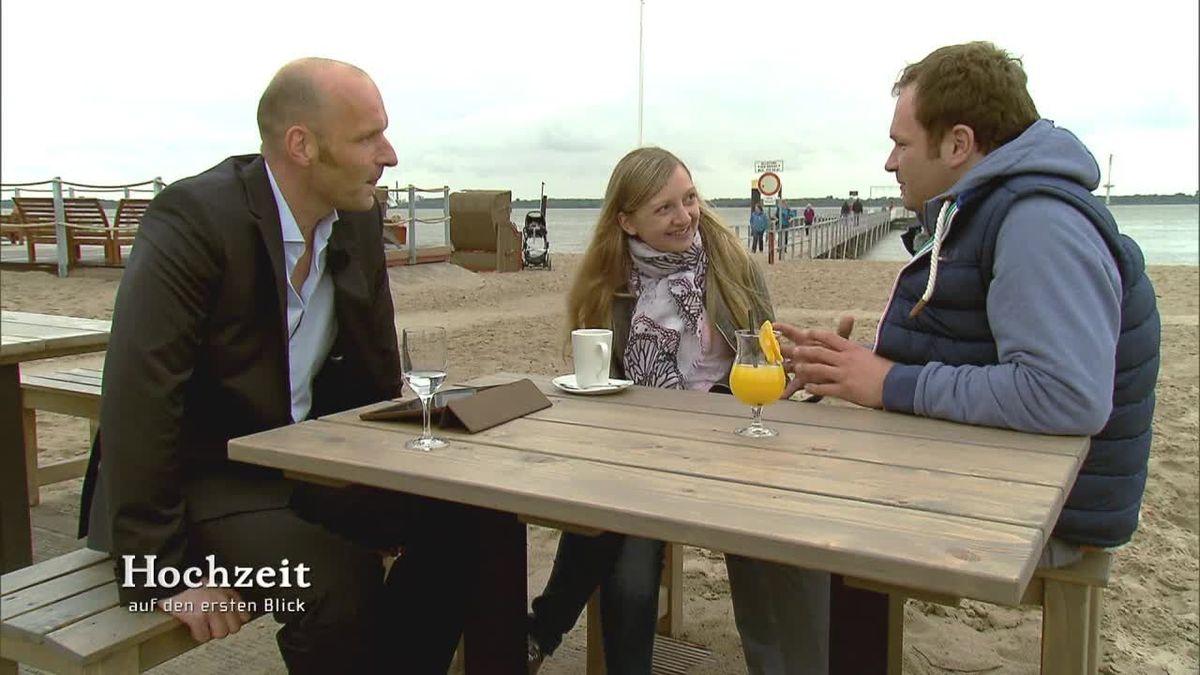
[[586, 546, 1111, 674], [853, 547, 1114, 675], [1, 548, 201, 675], [21, 368, 102, 506]]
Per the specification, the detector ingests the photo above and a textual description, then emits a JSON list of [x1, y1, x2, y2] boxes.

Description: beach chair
[[1, 212, 27, 244], [4, 203, 54, 261], [11, 197, 114, 265], [110, 198, 151, 263]]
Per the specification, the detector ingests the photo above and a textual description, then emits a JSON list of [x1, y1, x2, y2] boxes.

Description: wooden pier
[[783, 210, 898, 260], [739, 209, 910, 261]]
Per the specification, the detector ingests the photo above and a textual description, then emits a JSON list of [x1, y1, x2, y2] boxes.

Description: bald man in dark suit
[[81, 58, 479, 673]]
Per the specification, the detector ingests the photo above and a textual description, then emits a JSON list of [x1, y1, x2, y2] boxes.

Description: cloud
[[2, 0, 1196, 198]]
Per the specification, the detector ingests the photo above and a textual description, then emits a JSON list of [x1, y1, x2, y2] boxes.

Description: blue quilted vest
[[876, 174, 1160, 547]]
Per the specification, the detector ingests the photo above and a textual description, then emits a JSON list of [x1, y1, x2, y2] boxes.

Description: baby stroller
[[522, 211, 551, 270]]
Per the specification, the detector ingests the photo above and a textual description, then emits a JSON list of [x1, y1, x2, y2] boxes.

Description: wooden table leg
[[830, 573, 893, 674], [1, 364, 33, 573], [463, 509, 526, 674]]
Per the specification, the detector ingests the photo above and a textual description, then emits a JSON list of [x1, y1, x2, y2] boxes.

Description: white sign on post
[[754, 160, 784, 173], [762, 196, 778, 206]]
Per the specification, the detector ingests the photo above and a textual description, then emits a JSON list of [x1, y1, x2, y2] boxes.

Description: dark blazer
[[81, 154, 402, 602]]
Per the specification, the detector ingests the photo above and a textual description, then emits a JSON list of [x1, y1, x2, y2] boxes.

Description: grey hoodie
[[881, 120, 1124, 434]]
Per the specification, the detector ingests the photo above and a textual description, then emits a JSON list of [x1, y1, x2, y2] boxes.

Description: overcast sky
[[2, 0, 1197, 200]]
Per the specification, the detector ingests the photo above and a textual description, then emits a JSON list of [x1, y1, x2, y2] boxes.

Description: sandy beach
[[2, 254, 1196, 674]]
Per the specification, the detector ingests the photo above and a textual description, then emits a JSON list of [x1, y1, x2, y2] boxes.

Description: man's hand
[[779, 315, 855, 400], [159, 580, 252, 643], [776, 316, 894, 409]]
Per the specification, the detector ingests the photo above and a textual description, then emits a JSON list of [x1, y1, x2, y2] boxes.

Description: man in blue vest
[[778, 41, 1160, 564]]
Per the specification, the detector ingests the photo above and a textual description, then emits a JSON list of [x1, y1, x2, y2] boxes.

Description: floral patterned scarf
[[623, 232, 709, 389]]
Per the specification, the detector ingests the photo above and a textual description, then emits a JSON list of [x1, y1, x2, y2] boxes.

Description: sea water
[[402, 203, 1198, 265]]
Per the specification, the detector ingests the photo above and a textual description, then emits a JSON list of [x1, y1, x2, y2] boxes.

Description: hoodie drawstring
[[910, 200, 957, 318]]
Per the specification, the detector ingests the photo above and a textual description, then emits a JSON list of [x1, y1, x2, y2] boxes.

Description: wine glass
[[401, 326, 449, 450], [729, 329, 786, 437]]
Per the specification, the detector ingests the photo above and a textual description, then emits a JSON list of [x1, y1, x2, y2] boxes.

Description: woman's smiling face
[[618, 164, 701, 253]]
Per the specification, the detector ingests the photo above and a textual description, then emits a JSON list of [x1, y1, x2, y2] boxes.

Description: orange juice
[[729, 364, 786, 406]]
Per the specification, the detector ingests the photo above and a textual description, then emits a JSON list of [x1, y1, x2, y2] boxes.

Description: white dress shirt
[[265, 163, 338, 423]]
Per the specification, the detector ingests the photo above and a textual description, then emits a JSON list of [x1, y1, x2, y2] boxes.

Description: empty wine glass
[[729, 329, 786, 437], [401, 326, 449, 450]]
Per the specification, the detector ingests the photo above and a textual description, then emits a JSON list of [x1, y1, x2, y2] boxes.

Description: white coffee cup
[[571, 328, 613, 389]]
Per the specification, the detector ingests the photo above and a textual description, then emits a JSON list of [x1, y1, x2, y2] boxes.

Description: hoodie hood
[[904, 119, 1103, 319], [919, 119, 1102, 225]]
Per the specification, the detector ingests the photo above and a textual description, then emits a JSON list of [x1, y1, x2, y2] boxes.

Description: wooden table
[[229, 372, 1089, 674], [1, 311, 110, 573]]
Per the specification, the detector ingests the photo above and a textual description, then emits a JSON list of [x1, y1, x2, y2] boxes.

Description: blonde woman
[[527, 147, 829, 675]]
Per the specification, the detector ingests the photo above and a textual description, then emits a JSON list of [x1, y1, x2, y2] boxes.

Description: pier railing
[[734, 208, 900, 262], [1, 177, 455, 275], [380, 185, 452, 265], [784, 209, 895, 260]]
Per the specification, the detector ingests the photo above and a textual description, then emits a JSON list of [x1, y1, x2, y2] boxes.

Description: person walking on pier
[[749, 202, 768, 252], [777, 199, 795, 252]]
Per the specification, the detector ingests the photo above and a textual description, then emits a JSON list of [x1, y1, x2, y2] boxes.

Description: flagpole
[[1103, 154, 1115, 205], [638, 0, 645, 147]]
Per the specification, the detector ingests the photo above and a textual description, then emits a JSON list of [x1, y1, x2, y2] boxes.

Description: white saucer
[[551, 374, 634, 395]]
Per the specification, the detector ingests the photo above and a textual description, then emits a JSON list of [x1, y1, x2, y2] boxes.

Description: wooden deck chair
[[7, 199, 56, 262], [110, 198, 151, 263], [1, 211, 27, 244], [12, 197, 114, 265]]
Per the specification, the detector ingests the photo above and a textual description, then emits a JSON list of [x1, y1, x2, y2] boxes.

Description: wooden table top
[[228, 372, 1089, 606], [0, 311, 110, 365]]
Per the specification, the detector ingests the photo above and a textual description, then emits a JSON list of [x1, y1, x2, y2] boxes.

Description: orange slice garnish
[[758, 320, 782, 364]]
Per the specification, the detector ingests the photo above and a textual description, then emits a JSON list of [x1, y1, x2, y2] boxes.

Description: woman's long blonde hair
[[567, 147, 765, 338]]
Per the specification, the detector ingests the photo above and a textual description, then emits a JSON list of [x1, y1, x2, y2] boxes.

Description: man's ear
[[285, 125, 316, 167], [943, 124, 979, 168]]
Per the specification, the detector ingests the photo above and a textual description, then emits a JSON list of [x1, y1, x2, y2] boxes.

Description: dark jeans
[[726, 555, 829, 675], [751, 232, 765, 252], [529, 531, 665, 674], [190, 482, 484, 675]]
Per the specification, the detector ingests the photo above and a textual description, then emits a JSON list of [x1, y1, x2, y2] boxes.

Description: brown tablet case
[[441, 378, 551, 433]]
